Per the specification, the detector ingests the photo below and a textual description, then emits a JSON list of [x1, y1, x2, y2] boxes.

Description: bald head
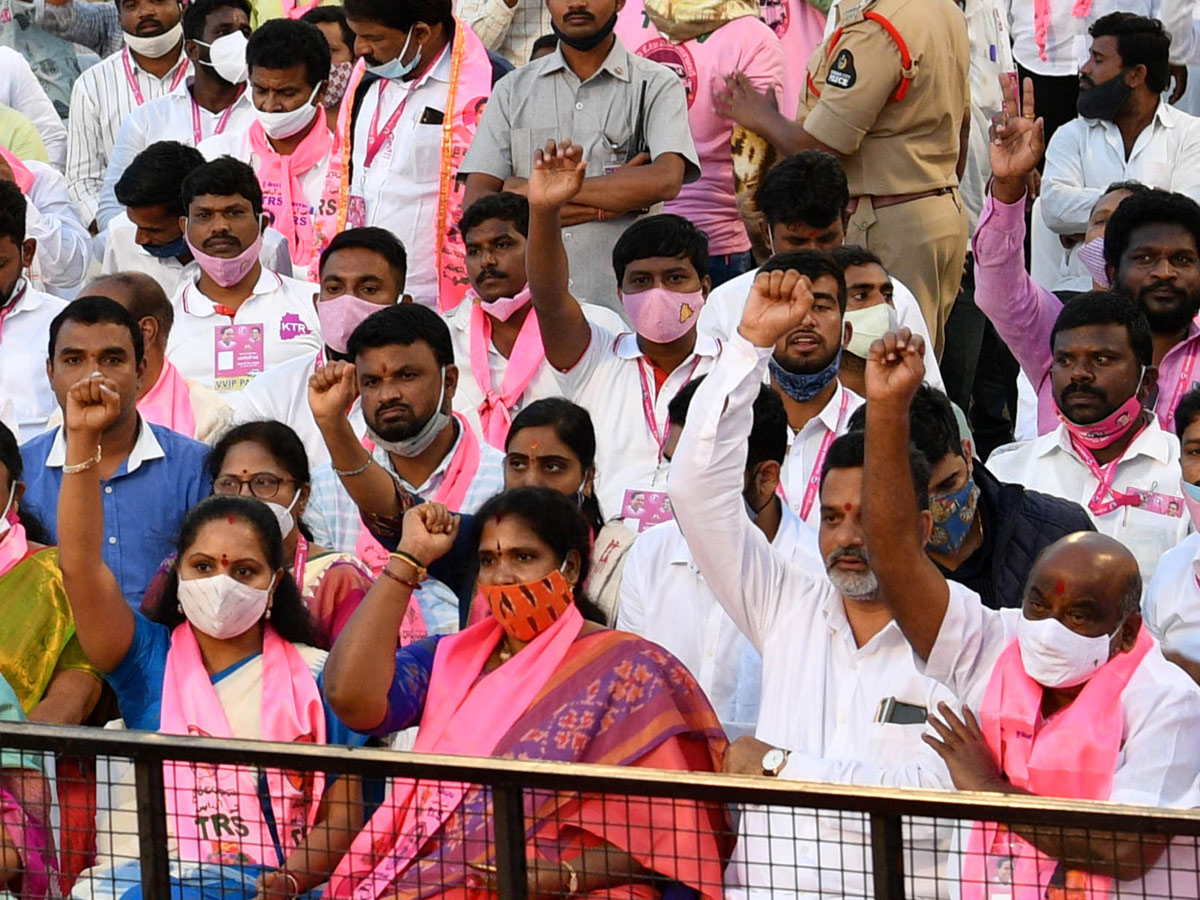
[[85, 273, 174, 350]]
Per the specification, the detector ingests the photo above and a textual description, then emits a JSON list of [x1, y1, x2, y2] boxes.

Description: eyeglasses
[[212, 473, 295, 500]]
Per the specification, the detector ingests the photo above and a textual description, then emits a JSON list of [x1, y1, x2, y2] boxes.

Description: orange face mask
[[483, 567, 575, 642]]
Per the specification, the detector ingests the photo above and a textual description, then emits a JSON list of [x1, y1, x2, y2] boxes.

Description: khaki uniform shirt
[[799, 0, 970, 197]]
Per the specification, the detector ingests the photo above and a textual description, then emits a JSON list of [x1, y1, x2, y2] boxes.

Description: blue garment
[[370, 636, 440, 737], [707, 251, 755, 288], [20, 423, 211, 608], [92, 859, 323, 900], [106, 614, 367, 750]]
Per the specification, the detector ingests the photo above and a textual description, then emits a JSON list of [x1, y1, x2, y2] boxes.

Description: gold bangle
[[561, 859, 580, 895], [389, 550, 428, 581], [62, 445, 102, 475]]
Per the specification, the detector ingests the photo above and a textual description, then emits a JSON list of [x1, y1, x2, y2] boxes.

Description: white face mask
[[1016, 613, 1122, 689], [364, 367, 450, 458], [844, 303, 898, 359], [195, 31, 249, 84], [177, 572, 274, 639], [0, 488, 13, 540], [123, 20, 184, 58], [264, 492, 300, 542], [253, 82, 323, 140]]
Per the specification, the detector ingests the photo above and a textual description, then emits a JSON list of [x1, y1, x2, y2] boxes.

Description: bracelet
[[561, 859, 580, 896], [62, 445, 102, 475], [333, 455, 373, 478], [379, 565, 420, 591], [390, 550, 428, 581], [281, 871, 300, 897], [596, 207, 606, 222]]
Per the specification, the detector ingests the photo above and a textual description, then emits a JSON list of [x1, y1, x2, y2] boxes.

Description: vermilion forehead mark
[[227, 516, 235, 524], [1054, 579, 1066, 595], [844, 503, 852, 511]]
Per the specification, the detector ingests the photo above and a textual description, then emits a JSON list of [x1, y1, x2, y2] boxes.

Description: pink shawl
[[468, 300, 543, 448], [138, 359, 197, 438]]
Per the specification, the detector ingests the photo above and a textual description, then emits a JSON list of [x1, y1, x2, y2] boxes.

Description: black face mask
[[1077, 68, 1134, 121], [551, 10, 618, 51]]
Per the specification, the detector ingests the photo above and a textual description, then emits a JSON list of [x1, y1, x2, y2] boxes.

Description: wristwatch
[[761, 747, 789, 776]]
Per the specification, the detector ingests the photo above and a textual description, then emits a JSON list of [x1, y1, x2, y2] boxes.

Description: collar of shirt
[[613, 330, 721, 361], [127, 46, 188, 83], [1044, 414, 1176, 466], [540, 35, 633, 84], [45, 416, 165, 475], [1085, 98, 1183, 133], [183, 267, 283, 317], [170, 76, 254, 111], [818, 583, 907, 651], [5, 283, 51, 318], [372, 417, 464, 495], [379, 41, 454, 99], [792, 380, 858, 440]]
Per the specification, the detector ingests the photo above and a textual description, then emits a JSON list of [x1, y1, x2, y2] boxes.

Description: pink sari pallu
[[964, 627, 1154, 900], [326, 603, 585, 900], [160, 624, 327, 866]]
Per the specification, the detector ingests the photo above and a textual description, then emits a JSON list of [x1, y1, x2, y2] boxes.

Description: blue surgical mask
[[769, 349, 842, 403], [927, 476, 981, 554], [143, 235, 188, 260], [366, 28, 423, 80]]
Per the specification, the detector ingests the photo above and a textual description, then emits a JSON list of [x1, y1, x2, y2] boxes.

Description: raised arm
[[861, 329, 948, 661], [56, 374, 136, 673], [525, 140, 593, 370], [324, 503, 458, 731]]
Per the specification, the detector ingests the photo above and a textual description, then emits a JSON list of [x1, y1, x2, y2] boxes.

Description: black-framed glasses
[[212, 473, 295, 500]]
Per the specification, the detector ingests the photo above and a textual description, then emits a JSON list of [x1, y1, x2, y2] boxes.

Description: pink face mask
[[1077, 236, 1111, 288], [622, 287, 705, 343], [317, 293, 386, 354], [477, 284, 532, 323], [1055, 390, 1144, 450], [185, 231, 263, 289], [1180, 478, 1200, 529]]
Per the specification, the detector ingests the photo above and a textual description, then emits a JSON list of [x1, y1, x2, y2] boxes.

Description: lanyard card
[[621, 489, 674, 533], [1125, 486, 1184, 518], [213, 323, 265, 391]]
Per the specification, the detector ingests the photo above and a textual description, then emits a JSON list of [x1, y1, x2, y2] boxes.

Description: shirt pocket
[[599, 99, 636, 166], [512, 126, 560, 178], [410, 118, 445, 175]]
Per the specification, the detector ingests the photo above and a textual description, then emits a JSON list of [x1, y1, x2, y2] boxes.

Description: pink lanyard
[[798, 390, 852, 520], [1070, 432, 1143, 516], [190, 84, 244, 145], [293, 533, 308, 589], [0, 282, 26, 342], [122, 48, 188, 107], [637, 356, 701, 459], [1162, 341, 1199, 433], [363, 51, 442, 170]]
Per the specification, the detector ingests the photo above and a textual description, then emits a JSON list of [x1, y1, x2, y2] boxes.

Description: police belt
[[846, 186, 955, 214]]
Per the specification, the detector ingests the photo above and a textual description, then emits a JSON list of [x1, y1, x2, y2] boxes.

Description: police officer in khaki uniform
[[715, 0, 971, 357]]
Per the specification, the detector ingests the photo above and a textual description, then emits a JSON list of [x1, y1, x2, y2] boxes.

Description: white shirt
[[97, 78, 257, 230], [1042, 101, 1200, 235], [24, 159, 90, 296], [616, 504, 815, 741], [555, 321, 721, 521], [351, 50, 452, 307], [668, 332, 958, 900], [66, 45, 190, 224], [779, 380, 865, 528], [698, 265, 946, 390], [987, 420, 1189, 582], [1144, 531, 1200, 662], [100, 211, 294, 300], [1006, 0, 1193, 76], [165, 268, 322, 409], [0, 46, 66, 170], [445, 298, 627, 442], [925, 587, 1200, 899], [234, 349, 367, 468], [0, 282, 67, 442]]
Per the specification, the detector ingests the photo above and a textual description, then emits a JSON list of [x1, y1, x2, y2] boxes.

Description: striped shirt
[[65, 45, 189, 224], [456, 0, 551, 66], [33, 0, 123, 58]]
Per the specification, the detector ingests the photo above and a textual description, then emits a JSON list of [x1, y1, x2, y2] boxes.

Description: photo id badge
[[213, 323, 265, 392], [1126, 487, 1184, 518], [621, 489, 674, 533], [347, 195, 367, 229]]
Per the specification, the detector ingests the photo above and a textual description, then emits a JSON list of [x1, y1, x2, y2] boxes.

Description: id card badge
[[1126, 487, 1184, 518], [347, 195, 367, 229], [621, 489, 674, 533], [213, 323, 265, 391]]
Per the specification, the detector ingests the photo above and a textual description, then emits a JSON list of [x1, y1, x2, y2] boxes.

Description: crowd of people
[[3, 0, 1200, 896]]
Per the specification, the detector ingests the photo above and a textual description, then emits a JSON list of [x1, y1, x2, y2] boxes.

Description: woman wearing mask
[[0, 422, 101, 725], [57, 375, 365, 900], [207, 421, 425, 648], [324, 487, 730, 900], [300, 5, 356, 130]]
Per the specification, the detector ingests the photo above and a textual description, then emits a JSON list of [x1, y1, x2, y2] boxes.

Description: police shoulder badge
[[826, 49, 857, 88]]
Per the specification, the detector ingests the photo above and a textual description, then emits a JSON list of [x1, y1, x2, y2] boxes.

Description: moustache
[[826, 546, 869, 566], [476, 268, 507, 283], [1061, 382, 1107, 403], [135, 18, 166, 34], [202, 234, 240, 250], [563, 10, 595, 20], [375, 401, 414, 417]]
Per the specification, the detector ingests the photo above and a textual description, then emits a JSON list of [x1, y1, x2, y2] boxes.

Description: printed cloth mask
[[844, 303, 898, 358], [177, 572, 274, 639], [1054, 372, 1144, 450], [364, 367, 449, 458], [1077, 68, 1134, 121], [123, 20, 183, 58], [552, 10, 618, 50], [253, 82, 322, 140], [484, 565, 575, 642], [769, 348, 842, 403], [478, 284, 532, 323], [323, 61, 354, 109], [1016, 613, 1121, 688], [186, 228, 263, 288], [622, 287, 704, 343], [143, 234, 188, 260], [1180, 478, 1200, 529], [366, 27, 423, 80], [928, 476, 981, 553], [318, 293, 385, 354], [1077, 236, 1111, 288], [265, 492, 300, 541], [195, 31, 249, 84]]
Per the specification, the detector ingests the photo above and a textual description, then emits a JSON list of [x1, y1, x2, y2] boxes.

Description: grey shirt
[[459, 36, 699, 315]]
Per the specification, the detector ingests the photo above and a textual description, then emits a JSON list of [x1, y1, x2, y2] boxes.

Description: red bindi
[[228, 516, 236, 524], [1054, 579, 1065, 595], [843, 503, 852, 511]]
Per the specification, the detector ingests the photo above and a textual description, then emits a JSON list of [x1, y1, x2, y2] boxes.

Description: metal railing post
[[134, 756, 172, 897], [870, 811, 906, 900], [493, 783, 528, 900]]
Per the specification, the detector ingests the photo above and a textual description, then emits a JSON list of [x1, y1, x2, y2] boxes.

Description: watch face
[[762, 748, 785, 773]]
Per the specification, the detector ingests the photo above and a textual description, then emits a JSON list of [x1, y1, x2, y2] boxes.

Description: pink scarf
[[1034, 0, 1093, 61], [468, 300, 544, 448], [0, 522, 29, 579], [964, 627, 1154, 900], [160, 624, 326, 866], [248, 111, 333, 269], [0, 146, 34, 194], [327, 604, 584, 899], [138, 359, 197, 438], [282, 0, 321, 17]]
